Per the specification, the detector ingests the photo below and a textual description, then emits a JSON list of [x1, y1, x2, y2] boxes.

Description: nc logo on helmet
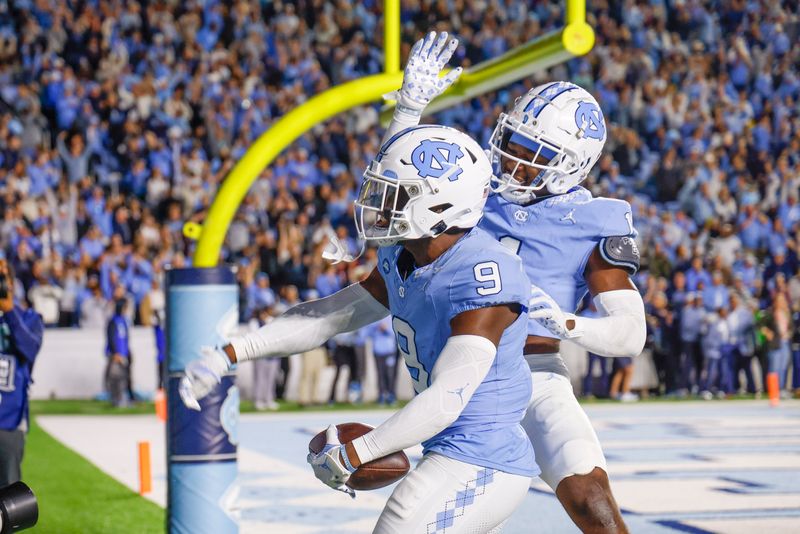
[[411, 140, 463, 181], [574, 102, 606, 141]]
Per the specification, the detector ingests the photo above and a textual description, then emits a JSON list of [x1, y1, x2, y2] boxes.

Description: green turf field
[[28, 391, 762, 418], [21, 399, 401, 533], [21, 418, 164, 533]]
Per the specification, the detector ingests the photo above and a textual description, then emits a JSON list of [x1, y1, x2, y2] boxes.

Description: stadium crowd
[[0, 0, 799, 400]]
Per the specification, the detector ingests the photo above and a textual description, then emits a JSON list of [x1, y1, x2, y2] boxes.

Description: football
[[308, 422, 410, 490]]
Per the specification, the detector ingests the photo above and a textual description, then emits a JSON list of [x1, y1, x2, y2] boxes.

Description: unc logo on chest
[[513, 210, 529, 224], [411, 140, 464, 181]]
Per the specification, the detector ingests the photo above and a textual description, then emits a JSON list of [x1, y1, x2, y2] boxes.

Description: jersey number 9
[[473, 262, 502, 296], [393, 317, 428, 394]]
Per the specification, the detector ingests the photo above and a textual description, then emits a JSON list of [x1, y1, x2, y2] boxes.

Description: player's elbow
[[614, 314, 646, 358], [594, 290, 646, 358]]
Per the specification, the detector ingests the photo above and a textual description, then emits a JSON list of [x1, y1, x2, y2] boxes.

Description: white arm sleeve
[[350, 335, 496, 464], [571, 289, 647, 358], [380, 106, 423, 146], [230, 283, 389, 362]]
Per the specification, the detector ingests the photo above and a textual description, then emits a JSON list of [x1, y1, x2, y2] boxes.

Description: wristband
[[396, 102, 424, 117], [340, 446, 358, 473]]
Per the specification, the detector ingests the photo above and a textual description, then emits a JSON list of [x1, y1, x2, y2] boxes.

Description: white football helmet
[[489, 81, 607, 203], [355, 125, 491, 247]]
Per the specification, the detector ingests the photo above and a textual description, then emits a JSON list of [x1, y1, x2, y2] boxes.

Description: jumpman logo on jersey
[[560, 209, 576, 225], [448, 384, 469, 405]]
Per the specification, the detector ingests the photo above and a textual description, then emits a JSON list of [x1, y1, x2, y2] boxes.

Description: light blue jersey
[[377, 227, 538, 477], [479, 187, 636, 340]]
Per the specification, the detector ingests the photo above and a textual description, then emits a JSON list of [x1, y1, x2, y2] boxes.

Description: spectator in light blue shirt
[[370, 316, 398, 405], [680, 293, 706, 392], [700, 307, 730, 397], [751, 116, 771, 153], [57, 132, 94, 184], [246, 273, 276, 319], [733, 254, 759, 290], [766, 219, 789, 256], [79, 226, 105, 261], [685, 257, 712, 292], [726, 294, 756, 393], [691, 182, 716, 224], [314, 264, 342, 298], [737, 204, 767, 250], [777, 195, 800, 229], [702, 271, 731, 311]]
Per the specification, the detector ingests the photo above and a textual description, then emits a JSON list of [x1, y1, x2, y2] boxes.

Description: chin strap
[[322, 235, 365, 264]]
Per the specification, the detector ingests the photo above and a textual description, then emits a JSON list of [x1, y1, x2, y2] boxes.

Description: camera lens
[[0, 482, 38, 533]]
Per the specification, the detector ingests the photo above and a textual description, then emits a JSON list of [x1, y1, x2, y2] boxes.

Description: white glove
[[390, 31, 462, 115], [322, 234, 364, 264], [529, 285, 584, 339], [178, 346, 232, 411], [307, 425, 356, 499]]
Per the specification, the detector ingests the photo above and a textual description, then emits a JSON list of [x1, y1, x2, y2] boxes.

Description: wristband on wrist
[[340, 446, 358, 473], [395, 102, 423, 116]]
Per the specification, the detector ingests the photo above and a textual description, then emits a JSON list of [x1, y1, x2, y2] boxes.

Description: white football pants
[[374, 453, 531, 534], [522, 372, 607, 490]]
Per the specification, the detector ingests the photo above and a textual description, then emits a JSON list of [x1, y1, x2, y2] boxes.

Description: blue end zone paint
[[684, 453, 714, 462], [654, 520, 716, 534], [234, 401, 800, 533]]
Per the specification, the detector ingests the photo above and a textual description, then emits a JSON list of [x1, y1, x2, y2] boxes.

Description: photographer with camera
[[0, 259, 44, 487]]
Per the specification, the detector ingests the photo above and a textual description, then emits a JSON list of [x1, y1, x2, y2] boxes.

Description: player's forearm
[[350, 335, 495, 465], [230, 283, 389, 362], [379, 104, 423, 146], [571, 290, 646, 358]]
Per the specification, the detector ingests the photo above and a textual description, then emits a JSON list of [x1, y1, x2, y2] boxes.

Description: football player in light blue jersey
[[180, 125, 538, 533], [370, 32, 648, 534]]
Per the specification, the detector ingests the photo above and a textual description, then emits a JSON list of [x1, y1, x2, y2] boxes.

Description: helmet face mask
[[489, 81, 607, 203], [355, 166, 418, 246], [355, 125, 492, 247]]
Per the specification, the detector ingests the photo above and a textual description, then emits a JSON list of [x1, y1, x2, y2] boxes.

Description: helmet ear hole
[[429, 203, 452, 214], [463, 148, 478, 164]]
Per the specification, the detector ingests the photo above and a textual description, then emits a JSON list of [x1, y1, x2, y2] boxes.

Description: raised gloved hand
[[391, 31, 462, 115], [307, 425, 356, 499], [178, 346, 232, 411], [529, 285, 583, 339]]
